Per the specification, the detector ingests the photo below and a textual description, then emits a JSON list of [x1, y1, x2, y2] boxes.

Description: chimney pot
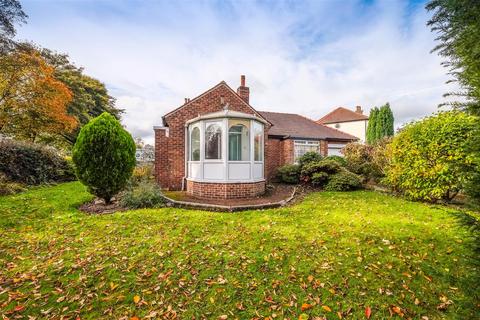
[[355, 106, 363, 114], [241, 75, 246, 87]]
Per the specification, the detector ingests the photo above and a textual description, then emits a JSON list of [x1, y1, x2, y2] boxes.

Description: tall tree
[[40, 48, 123, 144], [366, 107, 378, 144], [0, 0, 27, 52], [381, 103, 394, 137], [427, 0, 480, 115], [0, 47, 77, 141], [427, 0, 480, 202], [367, 104, 394, 144]]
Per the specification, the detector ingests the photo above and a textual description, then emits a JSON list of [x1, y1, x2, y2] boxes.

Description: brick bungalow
[[154, 76, 357, 199]]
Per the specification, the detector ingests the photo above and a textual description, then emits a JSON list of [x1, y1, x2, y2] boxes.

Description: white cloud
[[17, 0, 455, 144]]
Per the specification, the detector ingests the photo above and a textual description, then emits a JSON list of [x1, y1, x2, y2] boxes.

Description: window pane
[[228, 120, 250, 161], [205, 123, 222, 159], [294, 140, 320, 163], [190, 127, 200, 161], [253, 122, 263, 161]]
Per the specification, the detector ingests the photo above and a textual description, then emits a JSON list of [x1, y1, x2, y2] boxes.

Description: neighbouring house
[[135, 144, 155, 163], [154, 76, 357, 199], [317, 106, 369, 143]]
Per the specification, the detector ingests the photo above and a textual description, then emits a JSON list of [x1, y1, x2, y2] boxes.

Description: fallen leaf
[[391, 306, 404, 317], [365, 306, 371, 319], [130, 317, 139, 320], [14, 305, 25, 312], [218, 315, 228, 320], [133, 295, 141, 304], [322, 305, 332, 312], [301, 303, 313, 311]]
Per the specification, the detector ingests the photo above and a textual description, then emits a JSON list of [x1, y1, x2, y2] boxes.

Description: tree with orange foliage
[[0, 46, 77, 142]]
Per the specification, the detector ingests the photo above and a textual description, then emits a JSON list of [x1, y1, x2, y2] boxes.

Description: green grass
[[0, 182, 478, 319]]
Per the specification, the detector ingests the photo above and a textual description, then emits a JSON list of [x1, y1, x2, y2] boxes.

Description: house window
[[294, 140, 320, 162], [205, 122, 222, 159], [253, 122, 263, 161], [228, 120, 250, 161], [190, 126, 200, 161], [327, 143, 346, 157]]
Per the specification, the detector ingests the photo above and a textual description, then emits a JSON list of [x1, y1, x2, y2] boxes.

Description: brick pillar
[[154, 127, 170, 189], [320, 140, 328, 156]]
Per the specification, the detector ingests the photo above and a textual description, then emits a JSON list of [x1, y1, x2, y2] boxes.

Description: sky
[[16, 0, 455, 144]]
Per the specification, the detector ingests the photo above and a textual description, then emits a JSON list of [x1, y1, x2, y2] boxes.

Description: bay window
[[186, 110, 266, 182]]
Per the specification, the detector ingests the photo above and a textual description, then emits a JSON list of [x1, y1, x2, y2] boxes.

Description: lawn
[[0, 182, 478, 319]]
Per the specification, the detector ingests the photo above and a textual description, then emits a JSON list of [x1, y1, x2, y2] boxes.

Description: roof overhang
[[185, 109, 269, 126]]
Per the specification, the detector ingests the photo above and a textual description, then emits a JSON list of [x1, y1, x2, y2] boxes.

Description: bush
[[0, 173, 26, 195], [120, 181, 165, 209], [72, 112, 136, 203], [0, 140, 75, 185], [297, 151, 323, 168], [300, 159, 342, 184], [130, 163, 155, 186], [385, 111, 476, 202], [325, 170, 362, 191], [324, 155, 347, 166], [343, 142, 383, 181], [277, 164, 301, 184]]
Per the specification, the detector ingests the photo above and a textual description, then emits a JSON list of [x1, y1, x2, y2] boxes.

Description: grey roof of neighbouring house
[[258, 111, 358, 141]]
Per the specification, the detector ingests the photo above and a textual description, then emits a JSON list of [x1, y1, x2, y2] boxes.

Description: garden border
[[161, 186, 297, 212]]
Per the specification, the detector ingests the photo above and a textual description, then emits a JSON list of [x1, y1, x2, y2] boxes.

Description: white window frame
[[327, 143, 346, 157], [294, 140, 320, 163]]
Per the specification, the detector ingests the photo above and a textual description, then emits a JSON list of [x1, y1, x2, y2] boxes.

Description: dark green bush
[[72, 112, 136, 203], [277, 164, 301, 184], [324, 155, 347, 166], [311, 171, 329, 186], [325, 170, 362, 191], [120, 181, 165, 209], [300, 159, 342, 184], [0, 140, 75, 185], [297, 151, 323, 168]]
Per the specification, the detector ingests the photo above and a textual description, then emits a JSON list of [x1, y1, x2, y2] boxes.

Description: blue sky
[[16, 0, 454, 143]]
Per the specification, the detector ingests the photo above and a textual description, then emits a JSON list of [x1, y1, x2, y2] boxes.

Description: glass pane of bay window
[[190, 126, 200, 161], [205, 123, 222, 159], [253, 122, 263, 161], [228, 120, 250, 161]]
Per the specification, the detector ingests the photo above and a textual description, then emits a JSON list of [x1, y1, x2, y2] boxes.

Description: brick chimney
[[355, 106, 363, 114], [237, 75, 250, 104]]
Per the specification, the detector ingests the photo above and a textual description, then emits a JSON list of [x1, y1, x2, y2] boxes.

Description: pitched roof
[[259, 111, 358, 141], [162, 81, 270, 126], [317, 107, 369, 124]]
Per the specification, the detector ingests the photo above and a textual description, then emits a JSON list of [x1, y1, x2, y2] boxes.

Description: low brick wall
[[186, 180, 266, 199]]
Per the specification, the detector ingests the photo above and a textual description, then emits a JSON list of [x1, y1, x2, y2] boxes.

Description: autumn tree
[[0, 0, 27, 52], [40, 48, 122, 144], [0, 47, 77, 142]]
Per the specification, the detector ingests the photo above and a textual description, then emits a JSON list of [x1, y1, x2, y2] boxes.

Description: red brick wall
[[186, 180, 265, 199], [154, 128, 170, 189], [155, 83, 270, 190]]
